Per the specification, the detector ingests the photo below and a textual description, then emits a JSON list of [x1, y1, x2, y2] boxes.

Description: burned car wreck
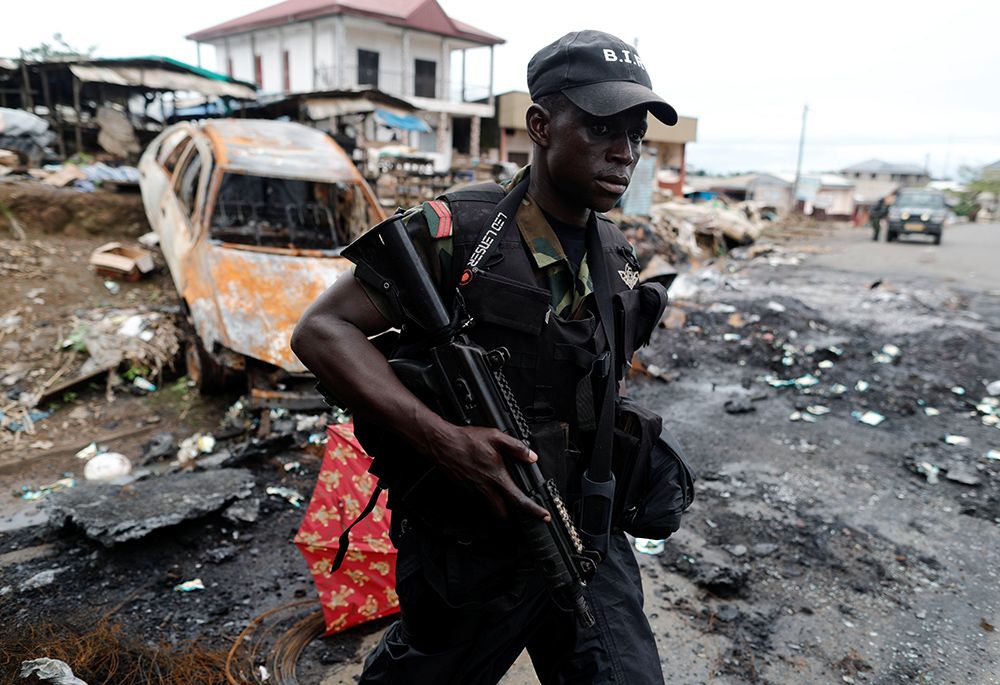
[[138, 118, 386, 413]]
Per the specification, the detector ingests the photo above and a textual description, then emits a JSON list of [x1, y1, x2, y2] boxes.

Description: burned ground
[[1, 204, 998, 684]]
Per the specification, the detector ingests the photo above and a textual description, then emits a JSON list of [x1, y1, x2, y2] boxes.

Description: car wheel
[[933, 234, 941, 245], [887, 231, 897, 242], [185, 338, 227, 395]]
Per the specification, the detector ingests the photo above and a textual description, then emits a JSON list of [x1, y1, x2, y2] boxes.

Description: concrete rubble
[[41, 468, 257, 547]]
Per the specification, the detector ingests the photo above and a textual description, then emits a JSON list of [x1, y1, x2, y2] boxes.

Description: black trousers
[[359, 522, 664, 685]]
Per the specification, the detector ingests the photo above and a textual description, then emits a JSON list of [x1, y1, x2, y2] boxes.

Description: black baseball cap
[[527, 30, 678, 126]]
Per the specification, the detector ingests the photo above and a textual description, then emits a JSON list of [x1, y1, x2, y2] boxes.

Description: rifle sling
[[584, 213, 617, 484], [329, 481, 386, 573], [457, 178, 530, 286]]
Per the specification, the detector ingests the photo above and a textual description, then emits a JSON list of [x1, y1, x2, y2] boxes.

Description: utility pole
[[790, 103, 808, 213]]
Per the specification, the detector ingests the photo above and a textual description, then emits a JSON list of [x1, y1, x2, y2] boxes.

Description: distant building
[[837, 159, 931, 219], [840, 159, 929, 186], [186, 0, 503, 167], [483, 90, 698, 197]]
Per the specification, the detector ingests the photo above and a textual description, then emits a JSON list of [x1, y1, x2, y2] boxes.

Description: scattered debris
[[138, 432, 176, 464], [89, 242, 155, 281], [173, 579, 205, 592], [634, 538, 666, 555], [21, 478, 75, 501], [723, 398, 756, 414], [266, 486, 305, 508], [177, 433, 216, 462], [82, 452, 132, 482], [853, 411, 886, 426], [19, 657, 89, 685], [19, 567, 68, 592]]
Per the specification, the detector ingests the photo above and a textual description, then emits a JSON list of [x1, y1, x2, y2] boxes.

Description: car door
[[159, 135, 213, 298]]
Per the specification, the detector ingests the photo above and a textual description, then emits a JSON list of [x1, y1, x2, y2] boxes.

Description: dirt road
[[1, 216, 998, 684]]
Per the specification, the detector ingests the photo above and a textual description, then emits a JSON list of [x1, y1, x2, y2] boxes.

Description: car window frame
[[171, 139, 214, 233]]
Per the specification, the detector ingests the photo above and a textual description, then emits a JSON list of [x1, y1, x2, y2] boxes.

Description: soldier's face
[[546, 104, 647, 213]]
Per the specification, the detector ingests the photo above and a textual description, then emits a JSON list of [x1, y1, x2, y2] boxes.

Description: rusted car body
[[138, 118, 385, 409]]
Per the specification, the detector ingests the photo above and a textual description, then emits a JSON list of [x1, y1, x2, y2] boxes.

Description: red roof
[[186, 0, 504, 45]]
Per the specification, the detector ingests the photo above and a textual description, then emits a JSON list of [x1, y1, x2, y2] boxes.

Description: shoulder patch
[[422, 200, 453, 239]]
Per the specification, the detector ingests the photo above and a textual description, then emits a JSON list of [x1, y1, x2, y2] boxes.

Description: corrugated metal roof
[[70, 64, 257, 99], [841, 158, 927, 175], [187, 0, 504, 45], [768, 172, 854, 188]]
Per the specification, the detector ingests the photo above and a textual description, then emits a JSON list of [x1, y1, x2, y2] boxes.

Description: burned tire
[[185, 338, 227, 395]]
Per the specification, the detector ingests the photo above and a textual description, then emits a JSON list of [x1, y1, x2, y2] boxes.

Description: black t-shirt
[[542, 210, 587, 277]]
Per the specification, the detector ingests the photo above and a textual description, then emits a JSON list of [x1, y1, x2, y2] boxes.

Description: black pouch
[[611, 396, 695, 539], [529, 420, 578, 498], [612, 283, 669, 381]]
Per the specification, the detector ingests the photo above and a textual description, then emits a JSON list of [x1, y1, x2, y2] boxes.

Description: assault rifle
[[343, 213, 599, 628]]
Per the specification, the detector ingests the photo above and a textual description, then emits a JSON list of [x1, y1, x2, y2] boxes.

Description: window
[[254, 55, 262, 88], [159, 133, 192, 174], [283, 51, 290, 92], [358, 49, 379, 88], [210, 174, 375, 250], [414, 59, 436, 98], [175, 149, 204, 219]]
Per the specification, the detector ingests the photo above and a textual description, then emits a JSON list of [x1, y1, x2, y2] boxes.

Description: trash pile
[[0, 305, 181, 450], [2, 161, 142, 193], [0, 108, 56, 172], [615, 197, 766, 269]]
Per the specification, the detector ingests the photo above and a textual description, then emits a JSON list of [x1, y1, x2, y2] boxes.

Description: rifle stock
[[344, 214, 598, 628]]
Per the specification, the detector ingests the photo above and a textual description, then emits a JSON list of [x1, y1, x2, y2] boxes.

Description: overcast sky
[[4, 0, 998, 178]]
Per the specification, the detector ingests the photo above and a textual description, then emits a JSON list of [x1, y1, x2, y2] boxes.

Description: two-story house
[[838, 159, 930, 217], [186, 0, 503, 169], [840, 159, 930, 186]]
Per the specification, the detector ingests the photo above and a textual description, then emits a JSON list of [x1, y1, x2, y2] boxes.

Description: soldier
[[292, 30, 678, 684], [870, 190, 897, 241]]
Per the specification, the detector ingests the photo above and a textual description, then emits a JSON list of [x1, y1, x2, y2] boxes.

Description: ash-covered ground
[[2, 222, 999, 685]]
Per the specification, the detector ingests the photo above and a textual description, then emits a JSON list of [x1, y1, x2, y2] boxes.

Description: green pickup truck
[[886, 187, 949, 245]]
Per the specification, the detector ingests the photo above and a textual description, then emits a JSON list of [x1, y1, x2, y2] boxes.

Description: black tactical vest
[[443, 183, 638, 436], [364, 183, 642, 534]]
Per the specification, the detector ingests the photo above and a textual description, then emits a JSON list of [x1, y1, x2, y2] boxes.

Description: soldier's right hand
[[419, 423, 551, 523]]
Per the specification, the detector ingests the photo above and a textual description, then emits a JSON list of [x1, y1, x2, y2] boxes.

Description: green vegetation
[[19, 33, 97, 61], [123, 364, 151, 382], [953, 164, 1000, 218]]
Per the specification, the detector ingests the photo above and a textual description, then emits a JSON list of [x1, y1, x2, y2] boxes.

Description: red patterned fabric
[[294, 423, 399, 635]]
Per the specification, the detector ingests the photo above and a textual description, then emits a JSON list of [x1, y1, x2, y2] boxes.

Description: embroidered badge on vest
[[422, 201, 453, 238], [619, 263, 639, 289]]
